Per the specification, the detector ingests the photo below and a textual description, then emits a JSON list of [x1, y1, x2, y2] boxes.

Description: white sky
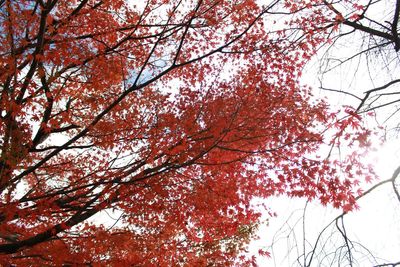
[[252, 138, 400, 266]]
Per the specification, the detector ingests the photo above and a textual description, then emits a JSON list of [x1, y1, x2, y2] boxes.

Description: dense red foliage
[[0, 0, 373, 265]]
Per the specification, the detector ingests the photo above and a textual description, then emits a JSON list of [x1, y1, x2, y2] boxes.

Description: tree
[[261, 0, 400, 266], [0, 0, 371, 265], [316, 0, 400, 117], [312, 0, 400, 265]]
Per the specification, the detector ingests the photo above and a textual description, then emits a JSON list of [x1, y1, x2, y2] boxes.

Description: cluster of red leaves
[[0, 0, 373, 265]]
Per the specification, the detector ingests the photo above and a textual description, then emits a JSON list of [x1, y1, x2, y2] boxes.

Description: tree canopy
[[0, 0, 375, 265]]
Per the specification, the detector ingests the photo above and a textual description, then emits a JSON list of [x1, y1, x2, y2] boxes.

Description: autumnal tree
[[0, 0, 373, 265]]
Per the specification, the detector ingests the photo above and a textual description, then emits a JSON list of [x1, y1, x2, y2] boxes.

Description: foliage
[[0, 0, 373, 265]]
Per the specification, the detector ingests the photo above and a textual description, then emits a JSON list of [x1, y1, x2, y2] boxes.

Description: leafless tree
[[265, 1, 400, 266]]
